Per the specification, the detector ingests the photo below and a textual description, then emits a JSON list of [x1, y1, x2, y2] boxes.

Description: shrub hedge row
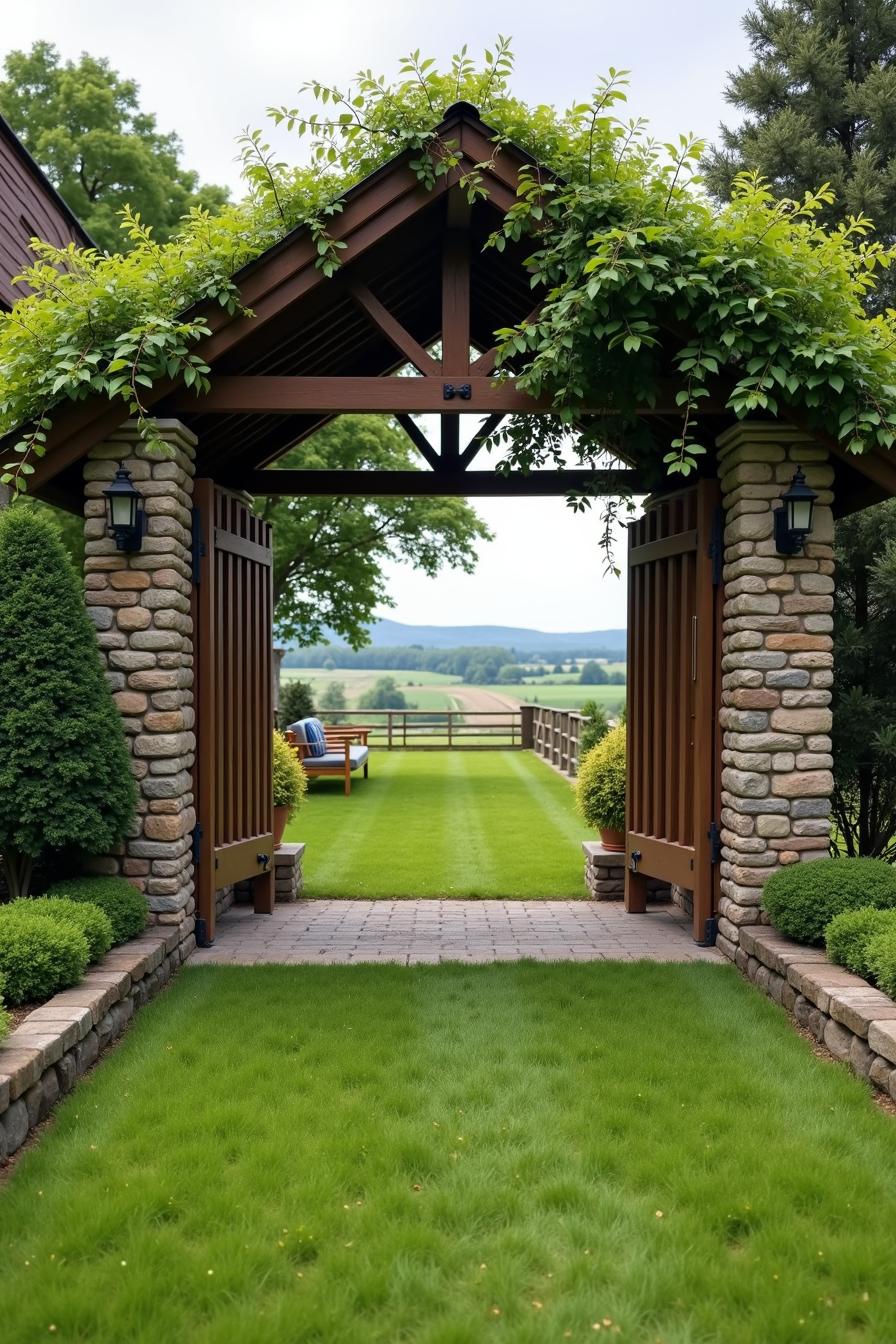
[[0, 878, 147, 1008], [45, 877, 147, 945], [0, 907, 89, 1005], [762, 858, 896, 946]]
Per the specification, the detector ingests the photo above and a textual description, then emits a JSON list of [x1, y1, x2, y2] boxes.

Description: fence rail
[[524, 705, 587, 777], [316, 707, 522, 749]]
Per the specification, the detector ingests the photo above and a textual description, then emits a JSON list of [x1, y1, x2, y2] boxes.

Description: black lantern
[[773, 466, 817, 556], [103, 465, 146, 552]]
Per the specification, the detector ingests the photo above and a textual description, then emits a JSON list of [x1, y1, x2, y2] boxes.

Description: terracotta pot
[[273, 804, 290, 849], [599, 826, 626, 853]]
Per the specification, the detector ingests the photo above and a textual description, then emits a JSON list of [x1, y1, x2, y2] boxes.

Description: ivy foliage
[[3, 40, 896, 495]]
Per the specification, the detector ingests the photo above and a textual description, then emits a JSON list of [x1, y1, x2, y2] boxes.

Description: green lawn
[[3, 962, 896, 1343], [287, 751, 584, 898]]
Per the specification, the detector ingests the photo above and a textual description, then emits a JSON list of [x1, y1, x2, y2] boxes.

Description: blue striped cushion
[[305, 718, 327, 758], [288, 717, 328, 758]]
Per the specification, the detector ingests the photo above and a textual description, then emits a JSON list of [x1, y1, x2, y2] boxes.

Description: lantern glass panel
[[789, 497, 813, 532], [109, 493, 136, 528]]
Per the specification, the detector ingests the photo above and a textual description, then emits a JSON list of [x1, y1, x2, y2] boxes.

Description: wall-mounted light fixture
[[103, 465, 146, 553], [773, 466, 817, 556]]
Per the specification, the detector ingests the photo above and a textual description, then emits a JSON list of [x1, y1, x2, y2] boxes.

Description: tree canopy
[[703, 0, 896, 305], [0, 41, 229, 252], [3, 40, 896, 497], [257, 416, 490, 648]]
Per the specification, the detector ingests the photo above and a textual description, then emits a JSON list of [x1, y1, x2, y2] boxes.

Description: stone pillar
[[82, 420, 197, 932], [716, 423, 835, 961]]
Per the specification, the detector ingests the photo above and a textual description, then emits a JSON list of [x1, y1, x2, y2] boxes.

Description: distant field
[[486, 683, 626, 711], [280, 666, 456, 711], [281, 666, 626, 714]]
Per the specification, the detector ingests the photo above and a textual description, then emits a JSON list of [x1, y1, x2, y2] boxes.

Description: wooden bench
[[285, 726, 371, 796]]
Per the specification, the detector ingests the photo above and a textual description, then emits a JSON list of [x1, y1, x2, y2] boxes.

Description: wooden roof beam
[[246, 467, 639, 497], [169, 375, 729, 416]]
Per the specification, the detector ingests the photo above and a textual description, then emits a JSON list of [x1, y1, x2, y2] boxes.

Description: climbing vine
[[2, 40, 896, 497]]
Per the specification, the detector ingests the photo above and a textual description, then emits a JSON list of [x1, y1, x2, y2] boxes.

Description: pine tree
[[704, 1, 896, 303], [0, 509, 136, 899]]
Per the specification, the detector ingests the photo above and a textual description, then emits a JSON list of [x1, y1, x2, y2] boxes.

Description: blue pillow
[[304, 718, 327, 758], [288, 717, 327, 758]]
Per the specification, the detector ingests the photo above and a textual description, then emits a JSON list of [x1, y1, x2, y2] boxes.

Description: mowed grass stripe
[[2, 963, 896, 1343], [288, 751, 584, 898]]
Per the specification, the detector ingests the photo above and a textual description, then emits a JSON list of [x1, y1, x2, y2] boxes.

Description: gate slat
[[193, 482, 275, 943], [624, 481, 721, 940]]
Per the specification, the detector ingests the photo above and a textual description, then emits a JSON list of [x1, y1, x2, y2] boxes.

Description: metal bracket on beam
[[443, 383, 471, 401]]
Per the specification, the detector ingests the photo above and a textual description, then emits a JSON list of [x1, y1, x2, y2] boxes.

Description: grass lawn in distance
[[288, 751, 584, 898], [2, 961, 896, 1343]]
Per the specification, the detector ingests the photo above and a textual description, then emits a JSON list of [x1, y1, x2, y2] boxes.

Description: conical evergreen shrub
[[0, 508, 136, 899]]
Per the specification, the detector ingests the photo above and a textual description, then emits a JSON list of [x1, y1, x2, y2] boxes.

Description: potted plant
[[272, 731, 308, 848], [575, 723, 626, 851]]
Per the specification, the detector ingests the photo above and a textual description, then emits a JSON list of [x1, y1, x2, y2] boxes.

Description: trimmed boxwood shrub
[[10, 896, 113, 964], [0, 907, 89, 1005], [0, 509, 136, 901], [866, 929, 896, 1000], [0, 973, 8, 1043], [825, 907, 896, 978], [763, 857, 896, 946], [575, 724, 626, 832], [45, 877, 147, 945]]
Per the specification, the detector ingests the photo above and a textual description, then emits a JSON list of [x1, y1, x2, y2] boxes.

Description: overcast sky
[[3, 1, 754, 632]]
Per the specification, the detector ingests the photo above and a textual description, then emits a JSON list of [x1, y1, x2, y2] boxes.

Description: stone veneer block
[[581, 841, 669, 902], [84, 420, 197, 933], [274, 843, 306, 903], [715, 424, 835, 958]]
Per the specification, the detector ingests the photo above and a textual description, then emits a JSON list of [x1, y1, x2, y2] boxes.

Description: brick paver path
[[192, 901, 722, 965]]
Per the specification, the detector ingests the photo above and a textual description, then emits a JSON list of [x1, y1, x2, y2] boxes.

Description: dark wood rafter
[[440, 415, 460, 465], [442, 188, 471, 378], [458, 413, 504, 468], [394, 413, 440, 469], [247, 467, 636, 497], [348, 282, 439, 375]]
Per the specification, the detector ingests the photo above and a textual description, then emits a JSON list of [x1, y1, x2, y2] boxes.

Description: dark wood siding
[[0, 120, 88, 309]]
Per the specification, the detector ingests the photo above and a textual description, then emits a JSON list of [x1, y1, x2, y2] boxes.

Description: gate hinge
[[708, 820, 722, 865], [191, 507, 207, 585], [191, 823, 203, 866], [709, 505, 724, 586]]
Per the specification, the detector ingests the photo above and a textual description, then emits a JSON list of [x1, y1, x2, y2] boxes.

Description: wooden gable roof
[[18, 101, 896, 514]]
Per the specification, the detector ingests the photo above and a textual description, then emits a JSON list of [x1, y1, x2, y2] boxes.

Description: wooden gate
[[193, 479, 274, 945], [625, 480, 722, 943]]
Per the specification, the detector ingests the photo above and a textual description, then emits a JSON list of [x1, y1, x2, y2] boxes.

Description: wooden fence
[[523, 705, 588, 776], [317, 708, 522, 749]]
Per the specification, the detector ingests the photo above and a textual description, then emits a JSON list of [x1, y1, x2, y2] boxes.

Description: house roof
[[0, 114, 92, 309]]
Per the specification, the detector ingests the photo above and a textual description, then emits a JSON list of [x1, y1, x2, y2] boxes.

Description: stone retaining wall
[[735, 925, 896, 1101], [0, 923, 195, 1163]]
